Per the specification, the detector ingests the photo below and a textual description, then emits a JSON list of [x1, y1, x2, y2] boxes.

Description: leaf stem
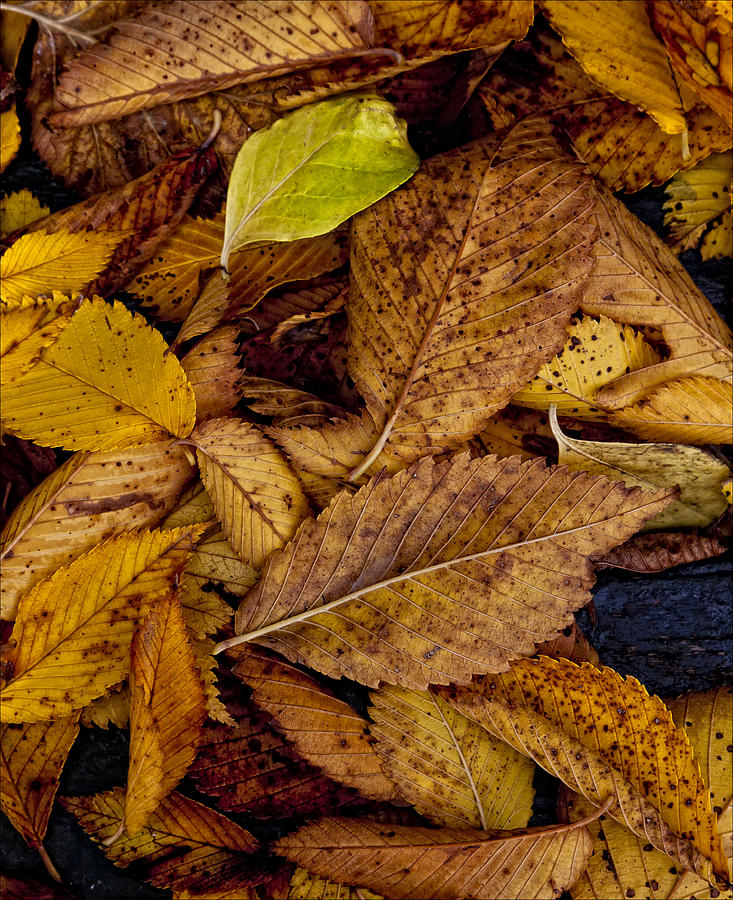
[[35, 840, 62, 883]]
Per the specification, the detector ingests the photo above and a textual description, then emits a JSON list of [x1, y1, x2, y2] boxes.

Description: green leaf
[[220, 94, 420, 269]]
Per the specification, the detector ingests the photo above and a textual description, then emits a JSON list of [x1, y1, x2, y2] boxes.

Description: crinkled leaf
[[594, 530, 727, 574]]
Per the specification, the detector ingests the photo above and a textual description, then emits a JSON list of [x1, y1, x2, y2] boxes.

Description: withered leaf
[[288, 867, 382, 900], [220, 453, 674, 689], [595, 530, 728, 574], [231, 645, 398, 802], [0, 103, 20, 173], [0, 190, 49, 238], [664, 151, 733, 257], [181, 325, 243, 421], [0, 294, 76, 389]]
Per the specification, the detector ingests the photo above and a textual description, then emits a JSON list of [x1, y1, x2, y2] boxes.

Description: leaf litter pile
[[0, 1, 732, 899]]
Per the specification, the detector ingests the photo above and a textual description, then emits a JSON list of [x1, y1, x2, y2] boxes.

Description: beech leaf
[[0, 104, 21, 174], [218, 453, 675, 689], [594, 530, 727, 574], [664, 151, 732, 258], [220, 94, 419, 269], [0, 294, 76, 389], [0, 190, 49, 238]]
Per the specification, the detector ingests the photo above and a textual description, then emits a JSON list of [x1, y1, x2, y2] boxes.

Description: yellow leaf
[[1, 298, 197, 451], [0, 103, 20, 173], [511, 315, 661, 418], [0, 438, 197, 621], [438, 657, 729, 884], [191, 418, 310, 570], [0, 294, 76, 388], [724, 478, 733, 504], [79, 683, 130, 730], [701, 208, 732, 260], [0, 190, 50, 238], [0, 525, 203, 723], [288, 868, 382, 899], [218, 454, 675, 689], [0, 230, 126, 304], [569, 686, 733, 899], [193, 636, 236, 727], [538, 0, 686, 134], [664, 151, 733, 257], [60, 788, 259, 895], [612, 375, 733, 444], [124, 592, 207, 835], [550, 406, 729, 529], [580, 187, 733, 408], [369, 685, 535, 829]]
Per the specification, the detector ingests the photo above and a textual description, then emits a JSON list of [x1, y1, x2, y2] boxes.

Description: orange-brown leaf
[[594, 530, 727, 573], [181, 325, 243, 421]]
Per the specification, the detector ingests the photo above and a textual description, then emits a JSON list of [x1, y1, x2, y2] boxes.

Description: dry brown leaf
[[534, 623, 600, 666], [231, 645, 399, 802], [471, 405, 556, 462], [0, 438, 196, 621], [438, 656, 729, 884], [220, 453, 675, 690], [192, 636, 236, 726], [594, 530, 728, 574], [49, 1, 374, 128], [276, 812, 599, 900], [240, 375, 347, 427], [181, 325, 243, 421], [0, 874, 76, 900], [345, 116, 595, 476], [580, 187, 733, 408]]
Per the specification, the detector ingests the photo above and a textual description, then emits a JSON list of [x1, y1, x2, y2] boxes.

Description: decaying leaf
[[219, 453, 675, 689], [550, 407, 731, 530], [1, 298, 197, 452], [0, 438, 196, 621], [0, 525, 203, 723], [288, 867, 382, 899], [535, 622, 600, 666], [594, 530, 727, 574], [276, 811, 599, 900], [345, 116, 595, 474], [0, 191, 50, 238], [0, 294, 76, 389], [0, 103, 20, 173], [193, 637, 236, 727], [79, 683, 130, 730], [664, 151, 733, 258], [438, 656, 729, 884], [240, 375, 347, 426], [191, 418, 310, 570], [221, 93, 419, 268], [231, 645, 398, 802], [368, 684, 535, 829], [181, 325, 243, 421], [472, 406, 555, 463]]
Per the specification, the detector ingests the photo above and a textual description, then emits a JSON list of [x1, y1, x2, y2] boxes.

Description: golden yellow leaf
[[612, 375, 733, 444], [181, 325, 243, 421], [231, 645, 399, 802], [0, 714, 79, 881], [345, 117, 595, 476], [0, 230, 126, 304], [438, 656, 728, 884], [0, 103, 20, 173], [0, 438, 197, 621], [538, 0, 686, 134], [550, 407, 729, 529], [724, 478, 733, 504], [664, 151, 733, 257], [369, 685, 535, 829], [0, 294, 76, 388], [580, 187, 733, 408], [193, 637, 236, 727], [277, 812, 599, 899], [60, 788, 260, 895], [79, 683, 130, 730], [511, 316, 661, 418], [1, 298, 197, 451], [49, 0, 373, 128], [288, 868, 382, 900], [124, 592, 207, 835], [218, 454, 675, 690], [1, 6, 30, 72], [0, 190, 50, 238], [568, 686, 733, 900], [191, 417, 310, 570], [649, 0, 733, 127], [0, 525, 203, 723]]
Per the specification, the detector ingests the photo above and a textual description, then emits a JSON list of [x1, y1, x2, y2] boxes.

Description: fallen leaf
[[649, 0, 732, 127], [1, 298, 197, 452], [0, 103, 20, 173], [0, 190, 50, 238], [664, 151, 733, 258], [288, 867, 382, 899], [123, 592, 207, 835], [580, 187, 733, 407], [538, 0, 686, 134], [60, 787, 260, 895], [511, 315, 661, 418], [0, 525, 203, 723], [534, 623, 600, 666], [221, 93, 419, 268], [79, 683, 130, 730], [0, 714, 80, 882], [471, 406, 555, 463], [231, 645, 399, 801], [190, 417, 310, 570], [0, 230, 126, 305], [49, 0, 374, 128], [550, 406, 731, 530], [345, 116, 595, 476], [193, 636, 236, 726], [181, 325, 243, 421], [0, 438, 196, 621], [276, 812, 599, 900], [594, 530, 727, 574], [240, 375, 347, 426], [368, 685, 535, 828], [0, 294, 76, 388], [218, 453, 675, 689], [0, 874, 76, 900], [437, 656, 728, 883]]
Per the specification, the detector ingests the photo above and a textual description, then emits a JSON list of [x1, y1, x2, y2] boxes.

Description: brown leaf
[[534, 623, 600, 666], [124, 592, 207, 835], [471, 405, 555, 462], [594, 530, 728, 573], [49, 1, 374, 128], [345, 117, 596, 477], [0, 435, 57, 531], [0, 874, 76, 900], [230, 645, 399, 802], [240, 375, 347, 427], [181, 325, 243, 421]]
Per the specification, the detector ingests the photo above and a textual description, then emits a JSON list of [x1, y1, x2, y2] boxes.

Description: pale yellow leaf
[[664, 151, 732, 257], [0, 190, 50, 238], [0, 104, 20, 173]]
